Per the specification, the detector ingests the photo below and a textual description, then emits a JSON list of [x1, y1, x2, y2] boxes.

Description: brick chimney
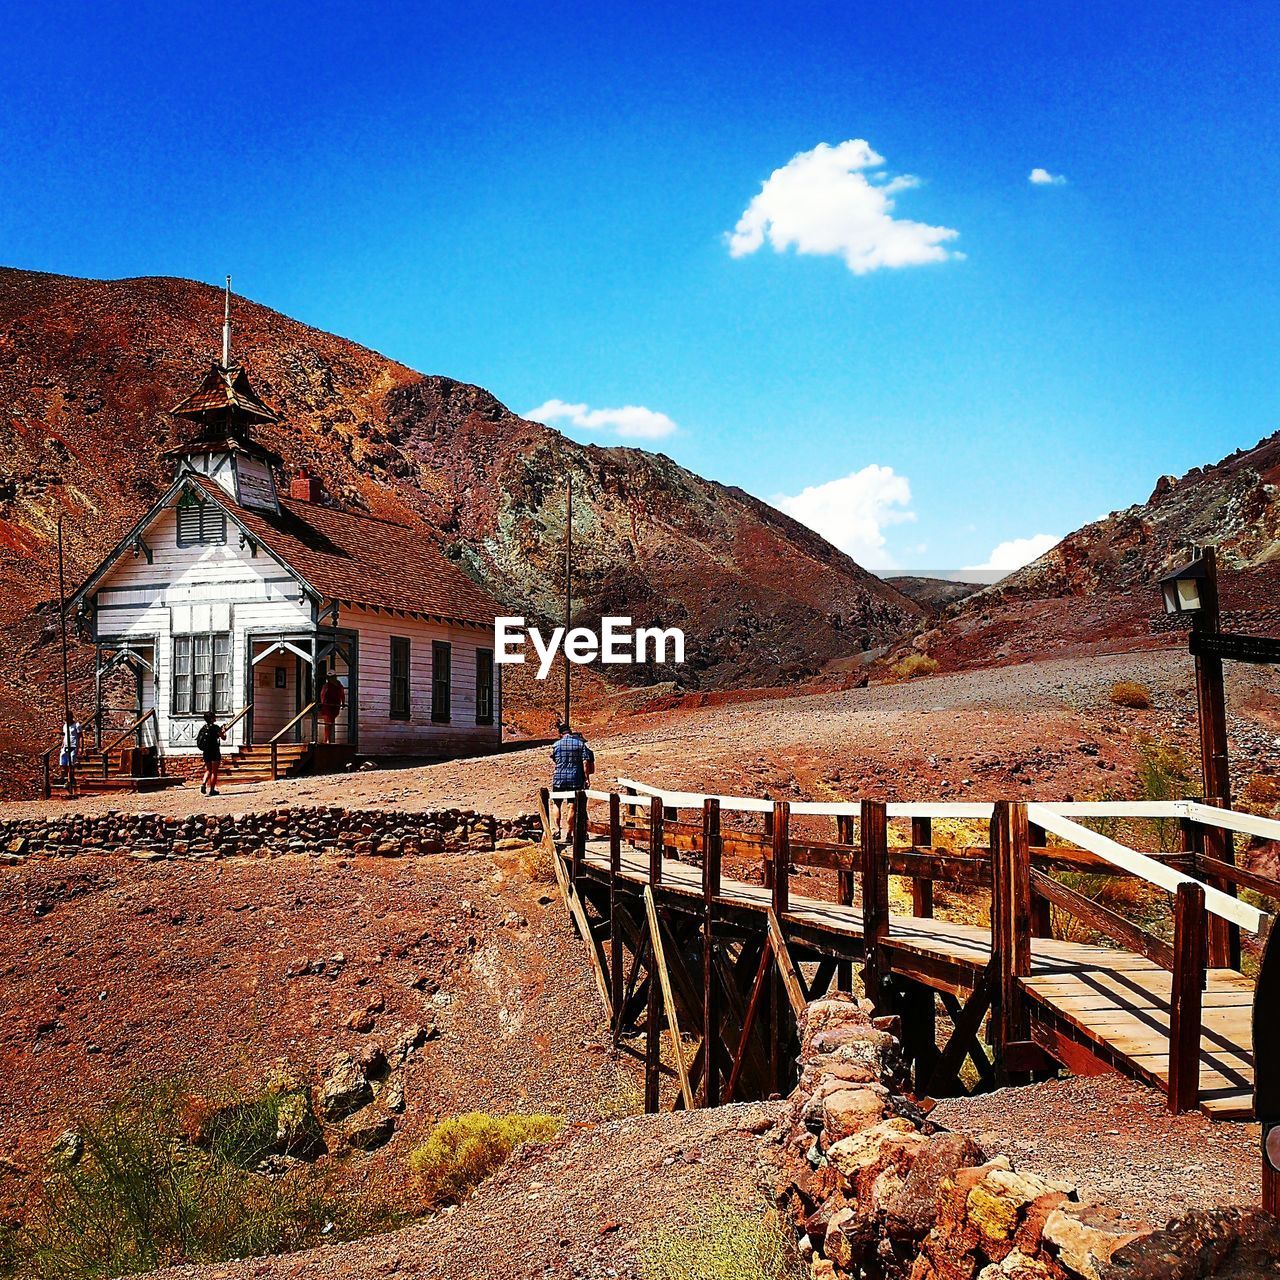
[[290, 467, 323, 504]]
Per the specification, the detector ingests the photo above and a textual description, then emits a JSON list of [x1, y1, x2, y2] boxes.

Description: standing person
[[318, 672, 346, 745], [59, 715, 82, 793], [550, 720, 594, 841], [196, 710, 226, 796]]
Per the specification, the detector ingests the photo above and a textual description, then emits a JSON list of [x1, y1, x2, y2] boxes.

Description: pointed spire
[[221, 275, 232, 368]]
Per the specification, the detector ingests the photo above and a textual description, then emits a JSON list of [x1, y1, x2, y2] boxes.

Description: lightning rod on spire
[[222, 275, 232, 368]]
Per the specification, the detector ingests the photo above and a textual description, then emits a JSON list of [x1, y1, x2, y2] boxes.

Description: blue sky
[[3, 1, 1278, 571]]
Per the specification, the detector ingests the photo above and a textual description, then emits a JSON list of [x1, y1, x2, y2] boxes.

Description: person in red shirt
[[318, 673, 346, 744]]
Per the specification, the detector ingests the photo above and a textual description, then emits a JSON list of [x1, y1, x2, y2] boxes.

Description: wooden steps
[[58, 749, 184, 795], [219, 743, 312, 783]]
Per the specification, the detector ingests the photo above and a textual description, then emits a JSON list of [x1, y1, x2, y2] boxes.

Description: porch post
[[309, 634, 319, 745], [94, 651, 104, 751]]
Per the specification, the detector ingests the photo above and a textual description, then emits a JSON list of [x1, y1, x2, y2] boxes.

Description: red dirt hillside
[[0, 267, 921, 792], [916, 432, 1280, 670]]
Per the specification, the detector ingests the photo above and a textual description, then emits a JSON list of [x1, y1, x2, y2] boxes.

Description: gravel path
[[932, 1074, 1263, 1232], [9, 649, 1276, 822]]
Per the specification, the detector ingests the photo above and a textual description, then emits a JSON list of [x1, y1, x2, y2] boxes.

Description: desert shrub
[[17, 1079, 364, 1280], [514, 837, 556, 883], [595, 1073, 646, 1121], [637, 1198, 804, 1280], [1136, 735, 1194, 852], [1243, 773, 1280, 813], [1109, 680, 1152, 709], [892, 653, 938, 680], [201, 1084, 325, 1167], [409, 1112, 562, 1206]]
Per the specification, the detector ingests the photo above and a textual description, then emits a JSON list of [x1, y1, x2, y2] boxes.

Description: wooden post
[[768, 801, 791, 1092], [772, 801, 791, 917], [725, 938, 772, 1104], [649, 796, 664, 887], [702, 798, 721, 1106], [609, 792, 623, 1033], [645, 944, 661, 1112], [911, 816, 934, 918], [1192, 547, 1231, 807], [990, 801, 1032, 1079], [836, 813, 855, 992], [663, 804, 677, 861], [899, 979, 938, 1096], [270, 740, 278, 781], [1168, 880, 1207, 1114], [1255, 910, 1280, 1215], [1028, 819, 1052, 938], [41, 753, 50, 800], [571, 788, 587, 886], [1198, 799, 1240, 971], [861, 800, 890, 1011], [762, 798, 774, 889]]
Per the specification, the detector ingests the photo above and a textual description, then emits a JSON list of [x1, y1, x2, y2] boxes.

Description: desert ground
[[2, 650, 1277, 1278]]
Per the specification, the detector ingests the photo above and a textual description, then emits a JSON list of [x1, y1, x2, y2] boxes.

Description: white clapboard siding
[[94, 507, 311, 753], [346, 606, 499, 755]]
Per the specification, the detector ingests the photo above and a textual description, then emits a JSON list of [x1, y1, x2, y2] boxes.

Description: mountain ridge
[[0, 266, 921, 790], [917, 430, 1280, 669]]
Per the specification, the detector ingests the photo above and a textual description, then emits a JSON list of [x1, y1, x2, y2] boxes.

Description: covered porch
[[246, 627, 358, 752]]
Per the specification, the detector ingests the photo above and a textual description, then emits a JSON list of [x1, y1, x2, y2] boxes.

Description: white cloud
[[1029, 167, 1067, 186], [727, 140, 961, 276], [965, 533, 1061, 572], [525, 398, 678, 440], [773, 465, 915, 569]]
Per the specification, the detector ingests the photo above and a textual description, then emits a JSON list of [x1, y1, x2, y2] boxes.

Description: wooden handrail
[[1030, 868, 1176, 971], [222, 703, 253, 736], [101, 708, 157, 758], [270, 701, 316, 745]]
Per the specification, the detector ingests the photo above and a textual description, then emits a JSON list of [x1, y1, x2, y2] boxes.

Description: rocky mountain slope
[[919, 433, 1280, 669], [0, 267, 920, 790]]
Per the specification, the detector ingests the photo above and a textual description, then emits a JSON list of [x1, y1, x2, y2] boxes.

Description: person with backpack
[[550, 720, 594, 842], [196, 710, 226, 796]]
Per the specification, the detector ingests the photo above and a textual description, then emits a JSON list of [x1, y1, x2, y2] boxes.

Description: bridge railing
[[554, 778, 1280, 1116]]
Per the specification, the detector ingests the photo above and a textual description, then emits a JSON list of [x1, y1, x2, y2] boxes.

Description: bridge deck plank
[[578, 837, 1255, 1119]]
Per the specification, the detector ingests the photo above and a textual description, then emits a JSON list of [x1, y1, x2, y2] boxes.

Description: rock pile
[[0, 806, 540, 863], [779, 999, 1144, 1279], [780, 998, 1280, 1278], [315, 1022, 437, 1153]]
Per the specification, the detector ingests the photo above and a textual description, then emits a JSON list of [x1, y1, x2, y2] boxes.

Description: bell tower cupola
[[164, 276, 284, 514]]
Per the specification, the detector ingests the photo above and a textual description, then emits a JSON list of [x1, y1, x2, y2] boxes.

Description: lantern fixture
[[1158, 556, 1208, 615]]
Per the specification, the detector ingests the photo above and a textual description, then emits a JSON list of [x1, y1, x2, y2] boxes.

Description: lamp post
[[1158, 547, 1229, 806]]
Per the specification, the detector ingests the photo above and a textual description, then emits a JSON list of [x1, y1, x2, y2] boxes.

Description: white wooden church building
[[68, 288, 501, 779]]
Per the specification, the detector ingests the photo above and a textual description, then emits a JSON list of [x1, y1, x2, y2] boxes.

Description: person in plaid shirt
[[550, 720, 594, 840]]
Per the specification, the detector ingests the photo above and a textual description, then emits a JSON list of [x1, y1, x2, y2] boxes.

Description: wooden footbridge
[[539, 781, 1280, 1133]]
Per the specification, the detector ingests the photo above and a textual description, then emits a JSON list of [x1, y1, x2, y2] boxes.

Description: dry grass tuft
[[893, 653, 939, 680], [1109, 680, 1152, 709], [1243, 774, 1280, 813], [513, 838, 556, 883], [409, 1112, 562, 1207], [637, 1199, 805, 1280]]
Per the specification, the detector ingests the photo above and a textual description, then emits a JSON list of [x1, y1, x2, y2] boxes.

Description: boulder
[[318, 1052, 372, 1121]]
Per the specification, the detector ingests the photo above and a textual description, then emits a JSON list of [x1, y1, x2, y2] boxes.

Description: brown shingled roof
[[171, 363, 280, 426], [188, 475, 499, 627]]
